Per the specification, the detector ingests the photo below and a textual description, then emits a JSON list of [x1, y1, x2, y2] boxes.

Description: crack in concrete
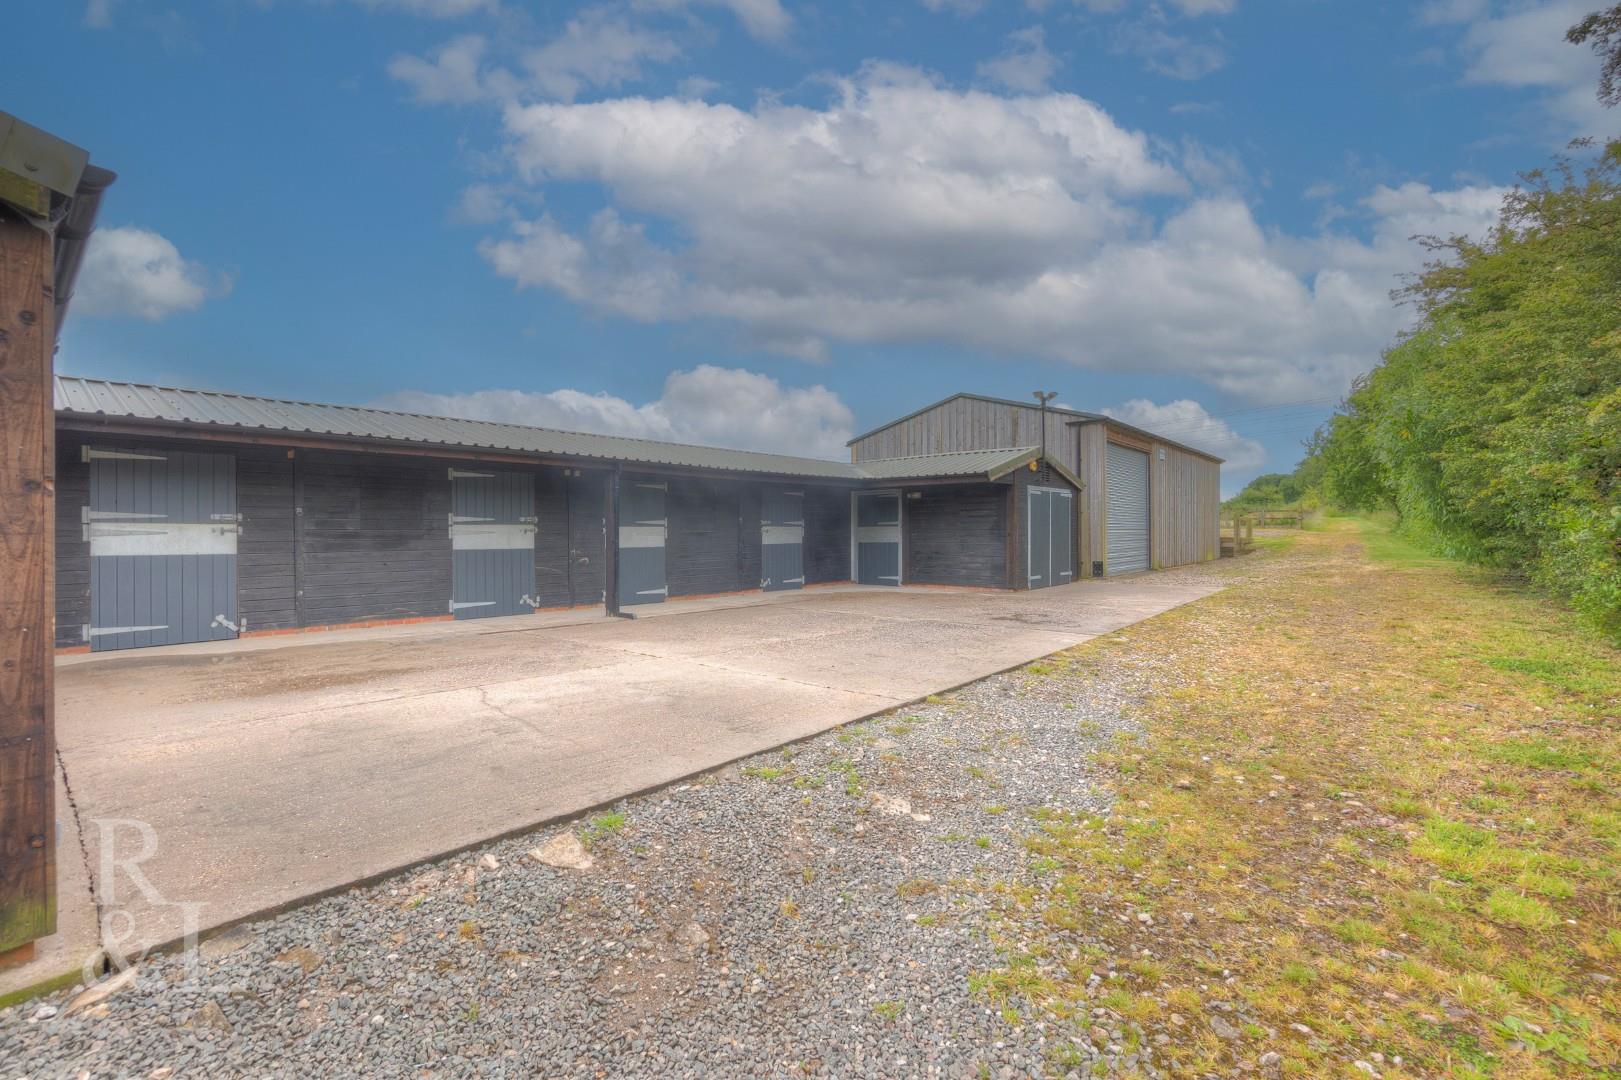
[[55, 747, 105, 964], [475, 684, 559, 740]]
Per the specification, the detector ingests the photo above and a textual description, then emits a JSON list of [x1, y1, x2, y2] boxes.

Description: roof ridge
[[859, 445, 1037, 462]]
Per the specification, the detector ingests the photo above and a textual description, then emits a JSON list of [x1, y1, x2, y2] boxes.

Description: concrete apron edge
[[13, 582, 1225, 1008]]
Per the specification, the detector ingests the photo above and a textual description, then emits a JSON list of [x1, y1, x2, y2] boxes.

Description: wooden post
[[0, 208, 56, 957]]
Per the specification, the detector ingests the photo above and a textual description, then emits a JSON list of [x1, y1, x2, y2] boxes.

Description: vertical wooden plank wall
[[0, 212, 56, 958], [1148, 442, 1221, 568], [849, 398, 1079, 467], [1075, 422, 1107, 575]]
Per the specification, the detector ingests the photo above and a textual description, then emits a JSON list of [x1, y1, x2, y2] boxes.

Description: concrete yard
[[7, 572, 1220, 998]]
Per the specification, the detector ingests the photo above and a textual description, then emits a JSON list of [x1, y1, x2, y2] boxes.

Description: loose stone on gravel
[[532, 832, 594, 870]]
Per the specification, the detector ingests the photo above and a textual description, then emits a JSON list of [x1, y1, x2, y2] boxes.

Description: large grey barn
[[51, 379, 1221, 653]]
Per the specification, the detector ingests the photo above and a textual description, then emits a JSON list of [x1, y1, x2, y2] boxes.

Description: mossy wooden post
[[0, 207, 55, 961]]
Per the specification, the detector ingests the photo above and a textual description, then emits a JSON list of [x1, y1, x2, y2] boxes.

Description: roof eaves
[[56, 407, 876, 482], [981, 447, 1040, 481], [1066, 415, 1225, 464], [984, 449, 1085, 490]]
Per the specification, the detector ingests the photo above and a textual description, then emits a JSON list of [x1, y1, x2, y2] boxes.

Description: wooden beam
[[0, 210, 56, 953]]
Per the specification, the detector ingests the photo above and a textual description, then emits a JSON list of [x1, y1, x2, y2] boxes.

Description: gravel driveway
[[3, 567, 1241, 1079]]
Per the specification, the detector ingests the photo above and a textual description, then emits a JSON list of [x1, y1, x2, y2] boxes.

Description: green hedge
[[1318, 144, 1621, 639]]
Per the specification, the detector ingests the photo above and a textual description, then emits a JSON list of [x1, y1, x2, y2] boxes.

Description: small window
[[857, 493, 900, 527]]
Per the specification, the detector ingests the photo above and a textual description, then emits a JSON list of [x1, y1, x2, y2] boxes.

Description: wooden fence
[[1220, 507, 1305, 556]]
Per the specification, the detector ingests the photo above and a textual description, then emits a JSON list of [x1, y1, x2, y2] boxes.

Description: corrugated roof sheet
[[53, 376, 1049, 483], [854, 446, 1036, 479]]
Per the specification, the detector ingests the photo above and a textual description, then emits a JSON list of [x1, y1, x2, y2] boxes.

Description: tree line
[[1228, 5, 1621, 638]]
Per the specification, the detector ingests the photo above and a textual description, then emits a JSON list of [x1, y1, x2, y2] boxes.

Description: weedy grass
[[966, 520, 1620, 1077], [871, 1000, 905, 1023], [581, 811, 626, 848]]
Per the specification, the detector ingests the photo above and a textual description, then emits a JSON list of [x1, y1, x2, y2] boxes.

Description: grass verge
[[972, 518, 1619, 1077]]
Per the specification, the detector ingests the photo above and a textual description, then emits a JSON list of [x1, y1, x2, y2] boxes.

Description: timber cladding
[[296, 452, 451, 625], [664, 477, 853, 596], [53, 443, 90, 647], [534, 469, 606, 609], [848, 395, 1080, 467], [667, 476, 749, 597], [1148, 441, 1221, 567], [903, 484, 1007, 588], [803, 486, 850, 584]]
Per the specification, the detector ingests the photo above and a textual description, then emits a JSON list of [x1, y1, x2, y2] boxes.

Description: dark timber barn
[[51, 378, 1218, 653]]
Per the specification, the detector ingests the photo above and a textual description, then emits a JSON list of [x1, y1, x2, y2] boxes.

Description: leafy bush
[[1316, 142, 1621, 639]]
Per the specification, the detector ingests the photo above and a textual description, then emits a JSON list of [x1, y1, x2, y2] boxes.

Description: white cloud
[[1439, 0, 1613, 140], [1416, 0, 1487, 25], [1114, 20, 1228, 80], [371, 365, 855, 459], [75, 226, 228, 321], [84, 0, 117, 28], [1357, 180, 1506, 237], [1461, 0, 1590, 87], [389, 8, 686, 104], [388, 34, 513, 104], [636, 0, 792, 41], [353, 0, 498, 15], [978, 26, 1061, 93], [677, 75, 722, 99], [472, 65, 1506, 403], [524, 8, 683, 101], [451, 182, 516, 224], [1103, 398, 1265, 468], [1178, 137, 1247, 189]]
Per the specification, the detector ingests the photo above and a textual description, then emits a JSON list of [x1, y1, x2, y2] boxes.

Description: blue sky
[[8, 0, 1615, 493]]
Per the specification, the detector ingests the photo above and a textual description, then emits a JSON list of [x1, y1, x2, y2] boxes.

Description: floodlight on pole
[[1033, 391, 1058, 465]]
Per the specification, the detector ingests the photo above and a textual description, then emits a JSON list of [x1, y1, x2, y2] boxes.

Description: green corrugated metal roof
[[854, 446, 1037, 479], [54, 376, 1061, 484]]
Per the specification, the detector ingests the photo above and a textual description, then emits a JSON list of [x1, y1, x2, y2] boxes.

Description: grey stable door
[[87, 447, 238, 652], [1105, 444, 1151, 575], [761, 489, 805, 591], [855, 492, 901, 586], [1027, 486, 1073, 590], [618, 480, 667, 606], [450, 469, 537, 619], [1052, 488, 1074, 584]]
